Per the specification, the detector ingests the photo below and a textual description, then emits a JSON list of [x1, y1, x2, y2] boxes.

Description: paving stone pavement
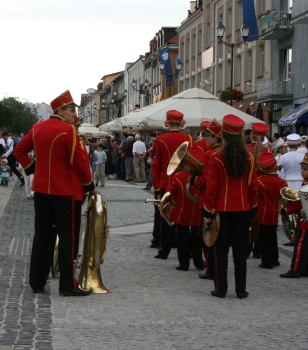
[[0, 177, 308, 349]]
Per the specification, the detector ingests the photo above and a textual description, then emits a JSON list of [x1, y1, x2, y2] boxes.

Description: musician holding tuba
[[14, 90, 99, 296], [256, 153, 288, 269], [164, 146, 205, 271], [154, 110, 193, 260], [280, 152, 308, 278], [202, 115, 258, 299]]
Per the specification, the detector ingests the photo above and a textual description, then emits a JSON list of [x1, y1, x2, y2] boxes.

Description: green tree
[[0, 97, 40, 134], [0, 102, 13, 130]]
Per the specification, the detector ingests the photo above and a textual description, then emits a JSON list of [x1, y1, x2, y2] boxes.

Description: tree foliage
[[0, 97, 40, 134]]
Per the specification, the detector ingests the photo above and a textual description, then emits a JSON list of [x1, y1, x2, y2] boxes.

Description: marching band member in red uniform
[[246, 123, 270, 258], [256, 153, 288, 269], [193, 121, 212, 153], [15, 90, 98, 296], [280, 152, 308, 278], [165, 147, 204, 271], [192, 119, 223, 280], [203, 115, 258, 299], [155, 110, 193, 259]]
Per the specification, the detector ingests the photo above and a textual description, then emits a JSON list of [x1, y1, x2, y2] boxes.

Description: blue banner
[[175, 55, 180, 79], [242, 0, 259, 42], [159, 47, 174, 86]]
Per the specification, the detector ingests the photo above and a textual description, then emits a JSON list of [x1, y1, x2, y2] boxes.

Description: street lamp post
[[131, 79, 149, 109], [216, 22, 250, 105]]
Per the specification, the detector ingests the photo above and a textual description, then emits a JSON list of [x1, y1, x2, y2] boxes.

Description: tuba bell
[[158, 191, 175, 226], [167, 141, 203, 176], [280, 187, 300, 242], [78, 193, 110, 293]]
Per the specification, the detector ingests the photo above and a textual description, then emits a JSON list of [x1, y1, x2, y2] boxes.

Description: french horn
[[280, 187, 300, 242], [78, 193, 110, 293]]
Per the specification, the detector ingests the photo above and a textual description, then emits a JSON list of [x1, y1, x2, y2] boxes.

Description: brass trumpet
[[144, 197, 160, 206]]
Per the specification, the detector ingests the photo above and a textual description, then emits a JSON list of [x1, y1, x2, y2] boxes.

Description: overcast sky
[[0, 0, 191, 105]]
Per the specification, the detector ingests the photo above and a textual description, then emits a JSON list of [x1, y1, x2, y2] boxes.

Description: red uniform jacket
[[204, 151, 258, 213], [193, 139, 212, 154], [165, 171, 201, 226], [151, 156, 160, 192], [155, 131, 192, 189], [286, 181, 308, 230], [14, 115, 94, 196], [257, 174, 288, 225], [196, 145, 223, 209]]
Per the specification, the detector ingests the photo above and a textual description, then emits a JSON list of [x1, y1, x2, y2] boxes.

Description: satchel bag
[[147, 157, 152, 164], [121, 153, 126, 159]]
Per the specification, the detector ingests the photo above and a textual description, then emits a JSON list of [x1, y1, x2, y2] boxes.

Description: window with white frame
[[235, 55, 241, 86], [257, 44, 264, 77], [236, 1, 243, 30], [217, 64, 222, 91], [205, 22, 211, 49], [186, 38, 190, 60], [192, 33, 196, 58], [227, 7, 232, 36], [197, 29, 202, 54], [283, 47, 292, 80], [246, 50, 252, 82]]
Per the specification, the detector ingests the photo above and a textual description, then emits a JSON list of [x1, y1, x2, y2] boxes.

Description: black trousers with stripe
[[30, 193, 77, 292], [291, 229, 308, 275], [214, 211, 251, 295]]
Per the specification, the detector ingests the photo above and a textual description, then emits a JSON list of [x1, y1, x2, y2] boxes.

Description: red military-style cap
[[166, 109, 184, 123], [257, 153, 277, 172], [200, 121, 210, 132], [50, 90, 79, 112], [222, 114, 245, 135], [207, 118, 222, 137], [251, 122, 268, 137]]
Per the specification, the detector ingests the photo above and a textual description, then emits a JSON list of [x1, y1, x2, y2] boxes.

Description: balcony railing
[[259, 9, 293, 40], [257, 77, 293, 101], [291, 0, 308, 24]]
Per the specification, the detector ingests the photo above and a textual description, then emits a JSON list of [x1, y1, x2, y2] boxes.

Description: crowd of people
[[1, 88, 308, 300], [83, 131, 156, 189]]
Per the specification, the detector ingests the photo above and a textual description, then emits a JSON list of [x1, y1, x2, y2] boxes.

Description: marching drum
[[298, 184, 308, 222]]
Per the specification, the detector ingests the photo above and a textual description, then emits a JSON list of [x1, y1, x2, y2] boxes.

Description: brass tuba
[[280, 187, 300, 242], [167, 141, 203, 176], [167, 141, 203, 203], [78, 193, 110, 293], [158, 191, 176, 226]]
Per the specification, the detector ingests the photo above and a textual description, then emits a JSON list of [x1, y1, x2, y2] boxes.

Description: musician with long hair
[[203, 115, 258, 299]]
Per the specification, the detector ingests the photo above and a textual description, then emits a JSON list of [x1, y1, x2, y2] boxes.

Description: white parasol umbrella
[[78, 123, 111, 138], [121, 88, 264, 129]]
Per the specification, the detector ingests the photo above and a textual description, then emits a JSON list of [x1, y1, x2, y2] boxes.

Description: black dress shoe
[[32, 288, 44, 293], [283, 241, 295, 247], [60, 289, 92, 296], [150, 244, 160, 249], [237, 291, 249, 299], [196, 265, 205, 271], [259, 263, 273, 269], [198, 273, 213, 280], [155, 254, 167, 260], [211, 290, 226, 298], [273, 261, 280, 267], [176, 265, 188, 271], [280, 270, 300, 278]]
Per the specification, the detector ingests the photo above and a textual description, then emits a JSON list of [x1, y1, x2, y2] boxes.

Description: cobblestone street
[[0, 179, 308, 350]]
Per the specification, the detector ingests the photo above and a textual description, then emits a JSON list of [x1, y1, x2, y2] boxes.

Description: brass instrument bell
[[167, 141, 203, 176]]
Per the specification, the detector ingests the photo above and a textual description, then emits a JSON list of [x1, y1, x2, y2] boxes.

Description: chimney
[[190, 1, 196, 13]]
